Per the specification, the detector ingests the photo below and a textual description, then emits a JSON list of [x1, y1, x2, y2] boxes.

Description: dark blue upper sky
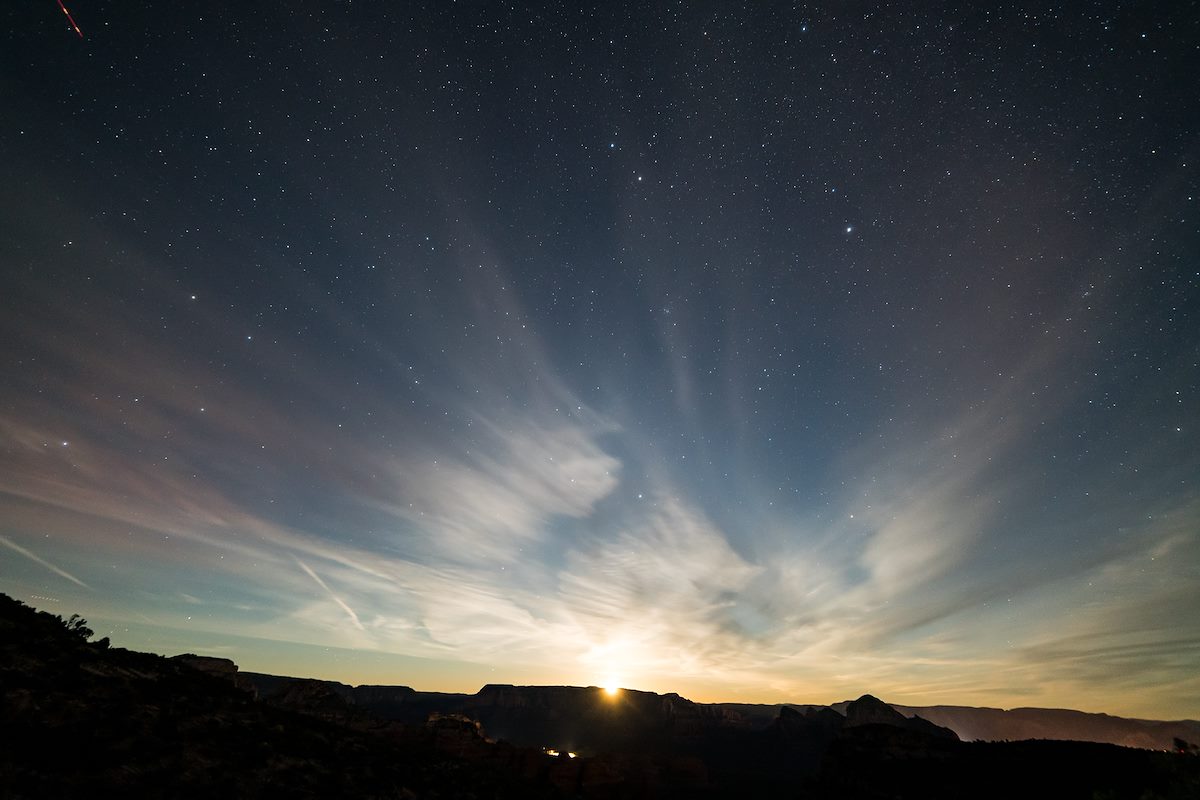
[[1, 2, 1197, 716]]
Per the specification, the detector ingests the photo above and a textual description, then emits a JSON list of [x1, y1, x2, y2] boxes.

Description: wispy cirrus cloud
[[1, 183, 1195, 720], [374, 419, 620, 564], [556, 496, 762, 677]]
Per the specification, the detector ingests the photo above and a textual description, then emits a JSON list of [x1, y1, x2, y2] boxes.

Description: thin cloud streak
[[296, 559, 366, 632], [0, 535, 90, 589]]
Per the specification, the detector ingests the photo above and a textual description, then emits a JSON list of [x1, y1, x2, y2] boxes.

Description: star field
[[1, 2, 1197, 717]]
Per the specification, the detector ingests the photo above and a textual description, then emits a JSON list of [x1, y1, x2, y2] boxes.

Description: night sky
[[2, 3, 1197, 718]]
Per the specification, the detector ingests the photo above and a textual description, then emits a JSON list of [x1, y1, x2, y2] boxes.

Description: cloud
[[373, 420, 620, 564], [554, 496, 763, 680], [1, 180, 1195, 720]]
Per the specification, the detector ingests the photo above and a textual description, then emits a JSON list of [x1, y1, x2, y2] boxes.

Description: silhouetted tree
[[64, 613, 93, 640]]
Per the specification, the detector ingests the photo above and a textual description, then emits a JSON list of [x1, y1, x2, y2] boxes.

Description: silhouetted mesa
[[4, 592, 1199, 799]]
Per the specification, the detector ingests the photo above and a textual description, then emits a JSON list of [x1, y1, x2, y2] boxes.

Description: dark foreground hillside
[[2, 593, 1198, 799], [0, 593, 563, 799]]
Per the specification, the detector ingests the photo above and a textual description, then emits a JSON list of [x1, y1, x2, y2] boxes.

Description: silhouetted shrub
[[63, 614, 93, 640]]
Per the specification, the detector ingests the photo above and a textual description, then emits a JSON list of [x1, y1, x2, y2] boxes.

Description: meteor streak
[[56, 0, 83, 38]]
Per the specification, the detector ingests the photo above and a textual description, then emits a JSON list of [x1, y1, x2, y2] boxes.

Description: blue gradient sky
[[1, 3, 1197, 718]]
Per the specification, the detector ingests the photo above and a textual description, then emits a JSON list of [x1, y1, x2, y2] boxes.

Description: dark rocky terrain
[[713, 700, 1200, 751], [241, 672, 1200, 754], [887, 702, 1200, 750], [3, 592, 1198, 799], [0, 593, 561, 799]]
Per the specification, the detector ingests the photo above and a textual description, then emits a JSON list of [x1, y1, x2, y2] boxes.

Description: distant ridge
[[5, 592, 1199, 799], [888, 703, 1200, 750], [237, 667, 1200, 753]]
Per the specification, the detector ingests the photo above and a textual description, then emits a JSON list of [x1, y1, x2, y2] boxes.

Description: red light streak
[[56, 0, 83, 39]]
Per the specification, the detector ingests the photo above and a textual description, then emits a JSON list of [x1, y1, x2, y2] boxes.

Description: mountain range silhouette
[[3, 593, 1198, 799]]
